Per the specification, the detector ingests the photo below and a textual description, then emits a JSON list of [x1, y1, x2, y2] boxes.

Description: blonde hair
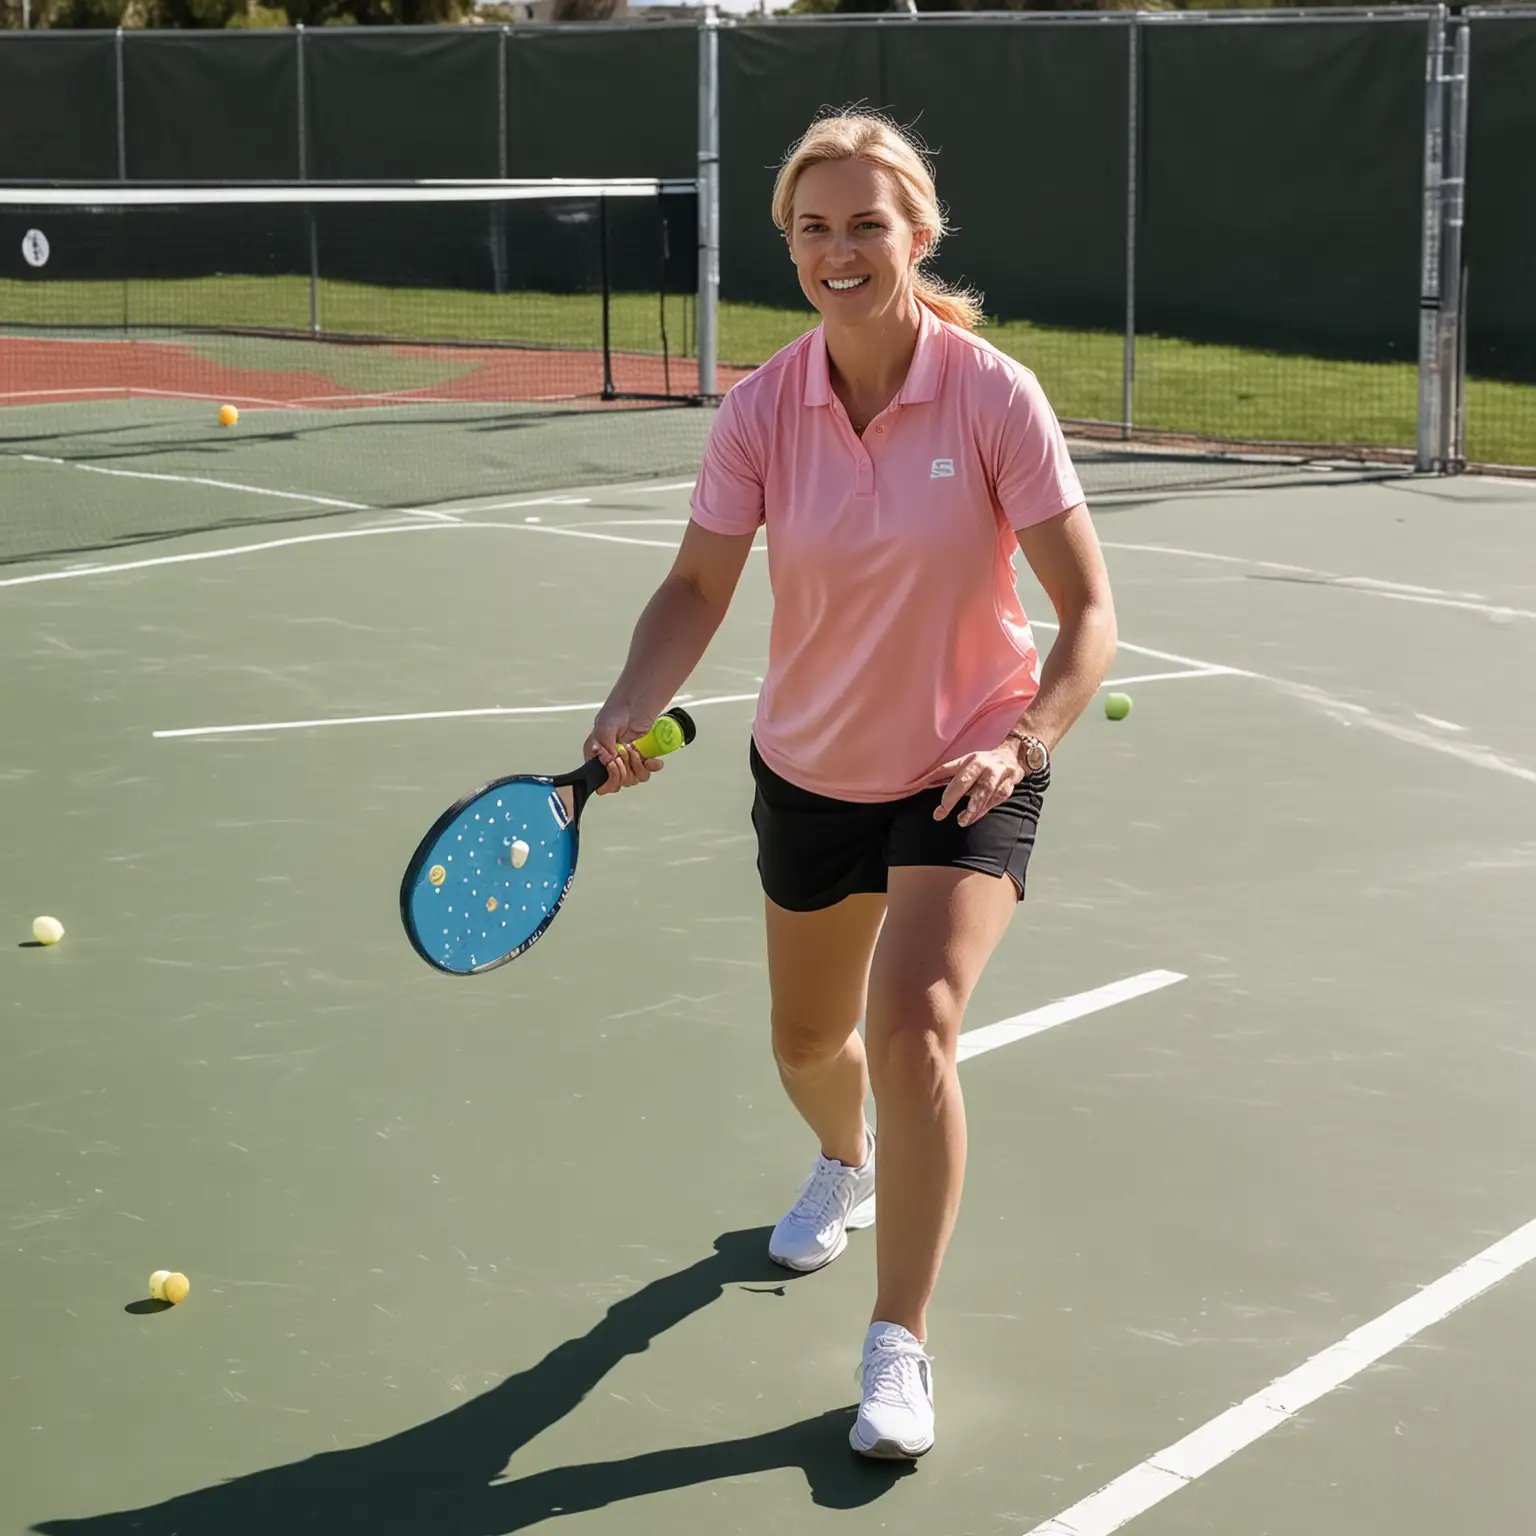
[[771, 111, 984, 333]]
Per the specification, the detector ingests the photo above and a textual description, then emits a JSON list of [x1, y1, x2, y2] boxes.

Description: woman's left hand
[[932, 745, 1026, 827]]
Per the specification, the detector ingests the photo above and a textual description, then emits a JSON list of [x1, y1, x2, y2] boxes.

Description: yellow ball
[[148, 1269, 171, 1301], [32, 915, 64, 945], [218, 404, 239, 427], [161, 1272, 190, 1305]]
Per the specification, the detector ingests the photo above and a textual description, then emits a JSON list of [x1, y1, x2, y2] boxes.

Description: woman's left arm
[[935, 503, 1117, 826], [1007, 501, 1118, 751]]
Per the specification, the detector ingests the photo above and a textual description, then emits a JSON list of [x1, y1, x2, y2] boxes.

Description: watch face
[[1025, 741, 1046, 773]]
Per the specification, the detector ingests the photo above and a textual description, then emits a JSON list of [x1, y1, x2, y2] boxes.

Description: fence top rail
[[0, 7, 1444, 37], [733, 5, 1439, 21], [1464, 5, 1536, 15], [0, 18, 697, 35], [0, 178, 697, 205]]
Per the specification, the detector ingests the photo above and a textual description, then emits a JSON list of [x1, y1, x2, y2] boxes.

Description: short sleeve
[[994, 369, 1085, 532], [690, 387, 765, 535]]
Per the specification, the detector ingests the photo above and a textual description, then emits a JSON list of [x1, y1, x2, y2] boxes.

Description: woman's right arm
[[584, 520, 758, 792]]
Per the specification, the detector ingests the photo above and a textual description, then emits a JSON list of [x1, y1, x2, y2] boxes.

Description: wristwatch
[[1004, 726, 1050, 781]]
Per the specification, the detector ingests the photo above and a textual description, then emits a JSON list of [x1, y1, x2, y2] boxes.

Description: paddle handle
[[569, 706, 698, 803]]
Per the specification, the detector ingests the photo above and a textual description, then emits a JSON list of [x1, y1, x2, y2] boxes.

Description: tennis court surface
[[3, 388, 1535, 1536]]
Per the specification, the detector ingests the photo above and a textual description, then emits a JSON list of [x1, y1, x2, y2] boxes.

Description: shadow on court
[[33, 1227, 909, 1536]]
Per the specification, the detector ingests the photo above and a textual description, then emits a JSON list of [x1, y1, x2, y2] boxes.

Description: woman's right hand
[[584, 700, 665, 796]]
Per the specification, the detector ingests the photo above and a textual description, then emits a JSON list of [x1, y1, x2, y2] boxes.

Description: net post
[[600, 192, 616, 400], [1416, 6, 1448, 474], [1122, 13, 1139, 442], [307, 210, 320, 338], [1440, 16, 1470, 471], [115, 28, 127, 182], [697, 4, 722, 402]]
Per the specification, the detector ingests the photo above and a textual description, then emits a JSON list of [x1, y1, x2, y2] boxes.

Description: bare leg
[[863, 867, 1017, 1341], [764, 893, 887, 1169]]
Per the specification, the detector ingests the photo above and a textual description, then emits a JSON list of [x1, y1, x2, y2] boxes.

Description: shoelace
[[857, 1338, 933, 1408], [789, 1160, 847, 1228]]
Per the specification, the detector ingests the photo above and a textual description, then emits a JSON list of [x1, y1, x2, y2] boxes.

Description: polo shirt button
[[875, 426, 883, 433]]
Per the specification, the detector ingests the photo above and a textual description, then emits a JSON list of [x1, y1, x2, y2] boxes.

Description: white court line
[[1024, 1213, 1536, 1536], [1415, 713, 1467, 733], [5, 449, 595, 532], [1334, 586, 1535, 621], [147, 675, 1224, 742], [0, 385, 140, 401], [12, 453, 367, 510], [150, 691, 763, 741], [1340, 575, 1488, 599], [0, 499, 596, 590], [1102, 668, 1235, 689], [672, 691, 763, 710], [1267, 675, 1536, 788], [13, 503, 1530, 791], [616, 480, 699, 495], [1033, 619, 1255, 679], [1101, 540, 1528, 618], [567, 519, 690, 528], [956, 971, 1185, 1064], [121, 385, 297, 410], [0, 522, 448, 589], [1, 383, 294, 410], [1034, 618, 1536, 790], [430, 491, 655, 517], [154, 699, 605, 740], [1101, 541, 1315, 576], [487, 521, 680, 550], [427, 480, 696, 517]]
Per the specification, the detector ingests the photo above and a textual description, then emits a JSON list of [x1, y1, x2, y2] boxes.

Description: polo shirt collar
[[803, 300, 946, 409]]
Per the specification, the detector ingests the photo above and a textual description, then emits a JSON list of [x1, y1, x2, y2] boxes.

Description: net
[[1, 178, 1414, 569], [0, 180, 738, 563]]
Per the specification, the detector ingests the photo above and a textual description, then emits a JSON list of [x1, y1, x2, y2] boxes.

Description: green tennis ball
[[1104, 692, 1132, 721]]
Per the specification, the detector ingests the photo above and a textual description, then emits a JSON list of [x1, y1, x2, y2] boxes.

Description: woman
[[583, 113, 1117, 1460]]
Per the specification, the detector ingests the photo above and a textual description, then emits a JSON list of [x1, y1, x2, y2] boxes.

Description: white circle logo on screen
[[22, 229, 50, 269]]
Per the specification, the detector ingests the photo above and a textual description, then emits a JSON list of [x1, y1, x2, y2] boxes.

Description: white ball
[[32, 915, 64, 945], [148, 1270, 170, 1301], [509, 840, 530, 869]]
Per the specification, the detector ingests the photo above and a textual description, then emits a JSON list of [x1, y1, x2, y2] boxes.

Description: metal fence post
[[296, 23, 308, 181], [115, 27, 127, 181], [1440, 17, 1470, 469], [498, 25, 510, 182], [697, 4, 721, 401], [296, 25, 319, 337], [1416, 6, 1448, 473], [1123, 14, 1139, 440]]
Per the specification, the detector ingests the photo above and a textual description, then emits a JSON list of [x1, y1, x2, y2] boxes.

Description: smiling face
[[787, 157, 932, 329]]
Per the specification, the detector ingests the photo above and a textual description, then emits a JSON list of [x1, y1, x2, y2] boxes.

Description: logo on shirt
[[930, 458, 955, 479]]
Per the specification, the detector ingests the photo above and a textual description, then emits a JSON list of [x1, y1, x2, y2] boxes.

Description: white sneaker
[[767, 1127, 875, 1273], [849, 1321, 935, 1459]]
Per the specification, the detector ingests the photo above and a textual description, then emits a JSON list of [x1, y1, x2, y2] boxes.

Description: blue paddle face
[[403, 777, 579, 974]]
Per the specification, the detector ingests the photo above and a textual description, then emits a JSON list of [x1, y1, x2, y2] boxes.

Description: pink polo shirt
[[690, 302, 1085, 803]]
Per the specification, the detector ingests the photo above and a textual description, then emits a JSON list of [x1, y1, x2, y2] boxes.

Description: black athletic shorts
[[749, 738, 1046, 913]]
